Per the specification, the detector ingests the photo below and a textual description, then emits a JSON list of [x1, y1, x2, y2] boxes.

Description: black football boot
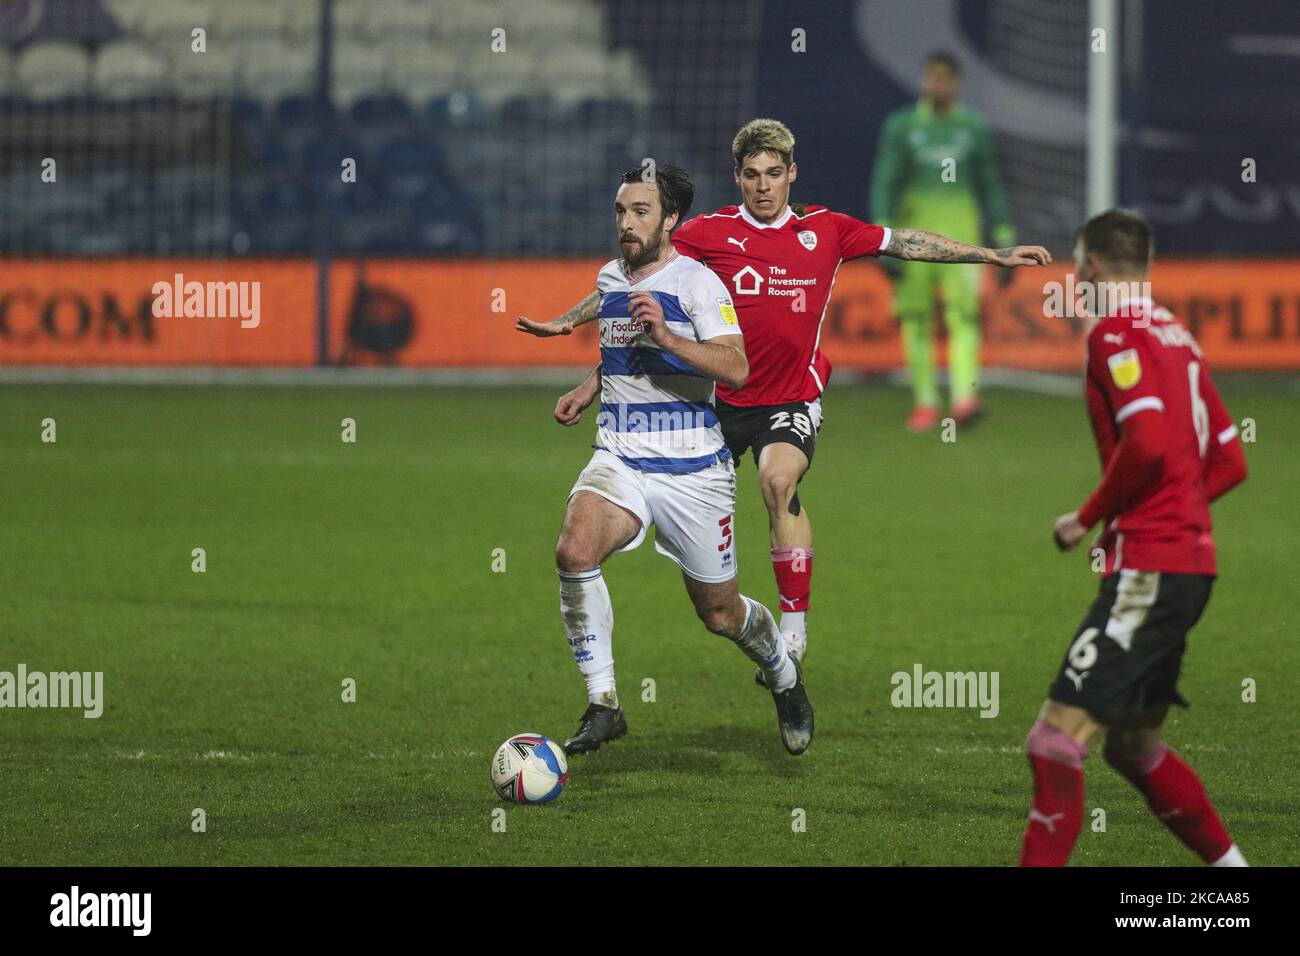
[[770, 659, 814, 755], [562, 703, 628, 756]]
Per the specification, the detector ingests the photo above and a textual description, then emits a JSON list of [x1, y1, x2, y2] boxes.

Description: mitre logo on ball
[[797, 230, 817, 250]]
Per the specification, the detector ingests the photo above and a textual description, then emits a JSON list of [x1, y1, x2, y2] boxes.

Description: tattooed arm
[[883, 228, 1052, 268], [516, 289, 601, 336]]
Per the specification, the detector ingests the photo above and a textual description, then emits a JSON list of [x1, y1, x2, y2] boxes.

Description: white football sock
[[735, 596, 796, 692], [779, 610, 806, 635], [558, 567, 618, 709], [1210, 844, 1248, 867], [779, 610, 807, 659]]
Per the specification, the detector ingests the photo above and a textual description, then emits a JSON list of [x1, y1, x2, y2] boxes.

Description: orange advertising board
[[2, 257, 1298, 371]]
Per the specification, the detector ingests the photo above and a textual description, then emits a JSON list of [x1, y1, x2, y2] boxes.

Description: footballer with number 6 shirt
[[519, 119, 1051, 683], [1020, 209, 1249, 868]]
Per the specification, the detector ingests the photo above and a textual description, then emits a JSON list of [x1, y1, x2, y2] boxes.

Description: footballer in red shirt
[[519, 119, 1050, 677], [1020, 209, 1249, 868]]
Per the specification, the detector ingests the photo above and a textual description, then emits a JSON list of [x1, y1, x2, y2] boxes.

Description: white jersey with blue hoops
[[594, 251, 739, 474]]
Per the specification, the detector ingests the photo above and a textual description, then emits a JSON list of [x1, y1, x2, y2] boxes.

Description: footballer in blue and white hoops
[[515, 164, 814, 759]]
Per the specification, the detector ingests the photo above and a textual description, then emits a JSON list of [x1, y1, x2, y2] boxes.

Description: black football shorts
[[1048, 570, 1214, 725], [715, 396, 823, 468]]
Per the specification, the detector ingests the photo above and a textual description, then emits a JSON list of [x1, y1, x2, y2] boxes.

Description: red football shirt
[[672, 204, 889, 406], [1084, 299, 1238, 576]]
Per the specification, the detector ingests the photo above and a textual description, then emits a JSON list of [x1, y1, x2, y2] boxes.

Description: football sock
[[557, 566, 617, 709], [1210, 845, 1248, 867], [734, 596, 796, 692], [780, 610, 806, 633], [1104, 744, 1237, 864], [771, 547, 812, 655], [900, 314, 939, 408], [1020, 719, 1087, 866], [944, 306, 981, 404]]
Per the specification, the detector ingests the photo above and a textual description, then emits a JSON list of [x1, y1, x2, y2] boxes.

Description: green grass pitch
[[1, 382, 1295, 866]]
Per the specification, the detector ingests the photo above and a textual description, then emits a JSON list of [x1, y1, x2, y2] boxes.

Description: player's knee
[[1102, 740, 1168, 781], [759, 471, 796, 512], [554, 535, 598, 573], [695, 601, 739, 637], [1024, 718, 1087, 768]]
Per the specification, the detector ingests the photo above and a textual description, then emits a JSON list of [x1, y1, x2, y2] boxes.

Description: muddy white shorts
[[568, 448, 738, 583]]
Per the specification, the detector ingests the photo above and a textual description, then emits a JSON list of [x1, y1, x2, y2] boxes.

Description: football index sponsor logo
[[890, 662, 1000, 718], [599, 317, 645, 347], [0, 664, 103, 718], [50, 886, 151, 936]]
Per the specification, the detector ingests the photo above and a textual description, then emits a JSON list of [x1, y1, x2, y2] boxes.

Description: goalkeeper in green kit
[[870, 52, 1016, 431]]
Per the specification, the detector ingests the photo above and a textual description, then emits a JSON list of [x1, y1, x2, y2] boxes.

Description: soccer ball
[[491, 733, 569, 804]]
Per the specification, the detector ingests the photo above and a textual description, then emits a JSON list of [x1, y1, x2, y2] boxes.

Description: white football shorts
[[567, 448, 738, 583]]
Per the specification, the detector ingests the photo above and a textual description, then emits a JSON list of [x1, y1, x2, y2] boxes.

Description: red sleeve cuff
[[1077, 496, 1104, 530]]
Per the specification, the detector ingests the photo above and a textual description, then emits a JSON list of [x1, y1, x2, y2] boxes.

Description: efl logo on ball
[[491, 733, 569, 804]]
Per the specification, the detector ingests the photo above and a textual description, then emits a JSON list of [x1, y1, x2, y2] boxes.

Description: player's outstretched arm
[[883, 228, 1051, 268], [629, 292, 748, 389], [516, 290, 601, 337], [555, 363, 602, 426]]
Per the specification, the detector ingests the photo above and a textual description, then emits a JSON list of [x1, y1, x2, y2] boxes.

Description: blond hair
[[732, 118, 795, 169]]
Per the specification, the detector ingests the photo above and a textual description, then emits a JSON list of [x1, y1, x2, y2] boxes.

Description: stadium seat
[[574, 96, 642, 135], [606, 48, 651, 105], [235, 128, 291, 168], [137, 1, 214, 46], [499, 94, 555, 127], [333, 210, 414, 252], [320, 170, 380, 216], [439, 2, 514, 46], [189, 211, 235, 252], [212, 1, 290, 42], [236, 177, 310, 220], [0, 47, 15, 96], [247, 213, 312, 253], [275, 93, 334, 129], [509, 0, 606, 47], [239, 39, 316, 102], [464, 48, 538, 104], [92, 41, 170, 100], [424, 92, 492, 130], [360, 0, 437, 41], [170, 46, 238, 98], [377, 134, 447, 201], [66, 228, 132, 256], [102, 0, 156, 35], [418, 213, 482, 253], [350, 93, 412, 126], [16, 42, 92, 100], [332, 39, 387, 109], [282, 0, 344, 42], [386, 40, 460, 108], [537, 45, 610, 106], [228, 94, 264, 125]]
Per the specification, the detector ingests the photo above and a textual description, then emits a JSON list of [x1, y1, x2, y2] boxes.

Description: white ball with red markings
[[491, 733, 569, 804]]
